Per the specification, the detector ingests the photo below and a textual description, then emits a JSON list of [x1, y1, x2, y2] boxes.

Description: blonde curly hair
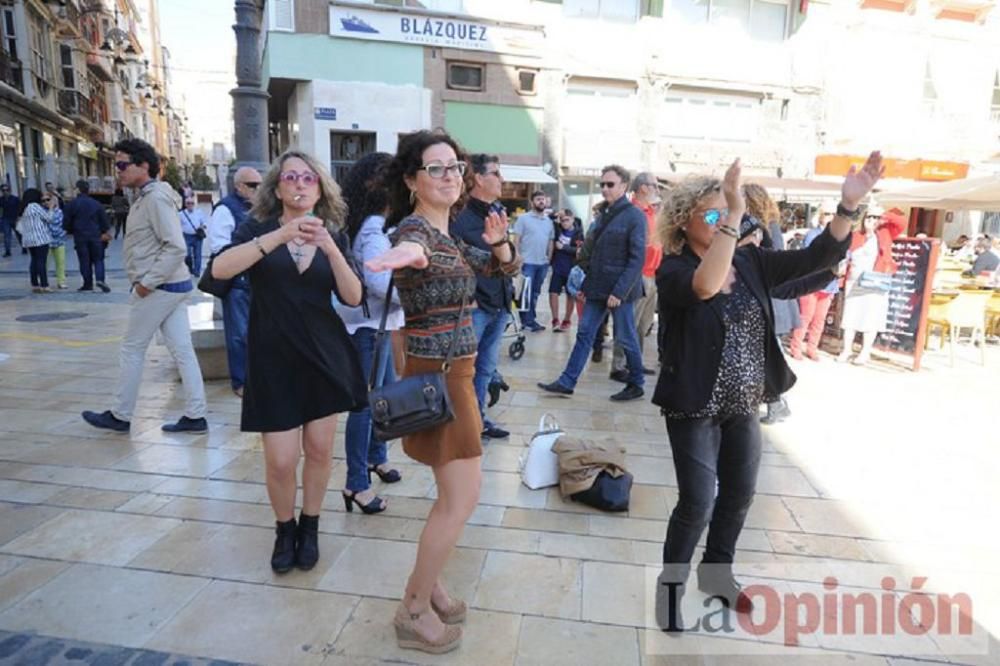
[[742, 182, 779, 227], [658, 176, 721, 255], [250, 150, 347, 232]]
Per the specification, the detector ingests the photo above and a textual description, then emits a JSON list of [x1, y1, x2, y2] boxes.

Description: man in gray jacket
[[82, 139, 208, 434]]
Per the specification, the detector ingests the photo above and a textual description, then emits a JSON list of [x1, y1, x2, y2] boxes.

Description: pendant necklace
[[290, 239, 307, 265]]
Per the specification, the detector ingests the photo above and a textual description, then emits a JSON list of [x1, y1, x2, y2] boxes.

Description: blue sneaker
[[161, 416, 208, 433], [82, 410, 130, 433]]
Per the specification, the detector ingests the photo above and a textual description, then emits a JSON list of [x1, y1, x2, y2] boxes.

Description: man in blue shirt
[[513, 190, 554, 331], [64, 179, 111, 292]]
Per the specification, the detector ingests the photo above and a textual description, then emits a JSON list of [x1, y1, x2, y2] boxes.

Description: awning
[[501, 165, 556, 184], [877, 175, 1000, 211], [656, 173, 841, 203]]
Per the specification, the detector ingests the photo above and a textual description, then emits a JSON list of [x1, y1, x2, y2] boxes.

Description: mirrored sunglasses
[[703, 208, 729, 226]]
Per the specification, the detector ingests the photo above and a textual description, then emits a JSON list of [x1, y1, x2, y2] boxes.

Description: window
[[1, 8, 16, 58], [922, 61, 937, 112], [517, 69, 537, 95], [660, 91, 759, 143], [330, 131, 375, 183], [268, 0, 294, 32], [60, 45, 74, 89], [671, 0, 789, 40], [564, 0, 640, 21], [28, 13, 52, 95], [447, 62, 484, 92], [641, 0, 666, 16]]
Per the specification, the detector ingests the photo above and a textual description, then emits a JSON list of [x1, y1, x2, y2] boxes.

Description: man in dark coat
[[64, 179, 111, 292], [538, 164, 647, 401]]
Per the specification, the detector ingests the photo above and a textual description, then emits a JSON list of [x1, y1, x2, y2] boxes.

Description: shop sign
[[314, 107, 337, 121], [329, 4, 542, 56], [814, 155, 969, 182], [78, 141, 98, 159]]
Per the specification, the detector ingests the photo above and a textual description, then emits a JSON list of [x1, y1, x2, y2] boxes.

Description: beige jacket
[[123, 181, 188, 290], [552, 436, 629, 497]]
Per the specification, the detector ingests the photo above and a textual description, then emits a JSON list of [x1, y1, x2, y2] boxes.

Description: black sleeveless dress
[[229, 218, 368, 432]]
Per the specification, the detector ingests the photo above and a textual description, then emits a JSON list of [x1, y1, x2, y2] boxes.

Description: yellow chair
[[926, 290, 992, 365], [986, 292, 1000, 338]]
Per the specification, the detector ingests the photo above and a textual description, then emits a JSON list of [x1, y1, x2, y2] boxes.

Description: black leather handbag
[[368, 278, 466, 441]]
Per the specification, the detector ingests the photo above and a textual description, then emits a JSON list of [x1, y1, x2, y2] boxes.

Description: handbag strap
[[370, 276, 469, 389]]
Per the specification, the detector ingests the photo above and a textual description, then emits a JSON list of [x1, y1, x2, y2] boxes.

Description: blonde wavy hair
[[250, 150, 347, 231], [658, 176, 721, 255], [742, 183, 779, 227]]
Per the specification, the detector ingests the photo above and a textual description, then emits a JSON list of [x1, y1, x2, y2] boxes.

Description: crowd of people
[[35, 132, 890, 654]]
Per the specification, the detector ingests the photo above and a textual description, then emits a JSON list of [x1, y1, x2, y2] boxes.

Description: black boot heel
[[295, 513, 320, 570], [270, 518, 296, 574]]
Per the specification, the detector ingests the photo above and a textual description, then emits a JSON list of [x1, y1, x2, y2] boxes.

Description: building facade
[[262, 0, 1000, 219], [0, 0, 188, 198]]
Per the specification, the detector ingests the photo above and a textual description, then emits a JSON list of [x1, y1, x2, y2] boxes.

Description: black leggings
[[662, 414, 762, 575], [28, 245, 49, 287]]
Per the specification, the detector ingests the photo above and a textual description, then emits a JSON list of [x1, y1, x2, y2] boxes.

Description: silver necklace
[[289, 239, 307, 265]]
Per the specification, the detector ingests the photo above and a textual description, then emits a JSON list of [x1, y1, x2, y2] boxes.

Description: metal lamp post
[[229, 0, 270, 181]]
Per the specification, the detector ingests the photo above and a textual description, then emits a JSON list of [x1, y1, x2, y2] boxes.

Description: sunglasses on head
[[702, 208, 729, 226], [599, 181, 619, 189], [279, 170, 319, 186], [418, 162, 467, 179], [115, 160, 133, 171]]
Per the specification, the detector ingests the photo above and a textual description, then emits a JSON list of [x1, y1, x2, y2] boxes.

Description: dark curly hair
[[113, 138, 160, 178], [341, 152, 393, 242], [383, 130, 467, 228]]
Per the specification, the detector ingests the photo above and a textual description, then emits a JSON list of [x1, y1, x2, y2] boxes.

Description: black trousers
[[28, 245, 49, 287], [662, 414, 762, 576], [76, 240, 106, 288]]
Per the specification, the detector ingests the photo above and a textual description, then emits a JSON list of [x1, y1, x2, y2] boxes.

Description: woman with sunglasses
[[16, 188, 56, 293], [366, 130, 520, 654], [653, 152, 884, 630], [211, 150, 367, 574]]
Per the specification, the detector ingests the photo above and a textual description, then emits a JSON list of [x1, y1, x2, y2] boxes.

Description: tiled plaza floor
[[0, 241, 997, 665]]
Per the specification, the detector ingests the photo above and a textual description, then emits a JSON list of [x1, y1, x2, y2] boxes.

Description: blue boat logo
[[341, 16, 379, 34]]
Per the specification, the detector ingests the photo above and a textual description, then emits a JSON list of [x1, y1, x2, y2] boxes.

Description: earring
[[409, 190, 416, 205]]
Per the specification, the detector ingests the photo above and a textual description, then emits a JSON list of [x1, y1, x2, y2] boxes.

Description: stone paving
[[0, 239, 998, 665]]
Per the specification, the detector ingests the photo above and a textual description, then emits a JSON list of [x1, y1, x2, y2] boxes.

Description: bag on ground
[[519, 413, 563, 490]]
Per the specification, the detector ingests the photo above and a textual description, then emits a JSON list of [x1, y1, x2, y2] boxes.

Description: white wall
[[291, 81, 431, 166]]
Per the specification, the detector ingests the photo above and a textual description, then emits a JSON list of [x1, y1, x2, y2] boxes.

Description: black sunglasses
[[115, 160, 133, 171], [242, 182, 261, 189], [599, 181, 618, 189]]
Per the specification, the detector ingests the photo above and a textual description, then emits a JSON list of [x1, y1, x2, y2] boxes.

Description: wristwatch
[[836, 202, 862, 221]]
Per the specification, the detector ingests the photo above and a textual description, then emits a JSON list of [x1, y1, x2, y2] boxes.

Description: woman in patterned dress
[[366, 131, 521, 654]]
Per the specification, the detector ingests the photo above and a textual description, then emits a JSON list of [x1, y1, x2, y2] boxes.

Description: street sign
[[314, 107, 337, 121]]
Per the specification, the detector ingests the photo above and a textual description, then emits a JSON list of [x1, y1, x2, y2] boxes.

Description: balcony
[[57, 88, 100, 127], [86, 52, 115, 83], [0, 49, 24, 93], [111, 120, 133, 142], [53, 1, 83, 38]]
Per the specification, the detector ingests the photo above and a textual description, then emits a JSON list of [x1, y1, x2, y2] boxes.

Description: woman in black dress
[[211, 150, 367, 574]]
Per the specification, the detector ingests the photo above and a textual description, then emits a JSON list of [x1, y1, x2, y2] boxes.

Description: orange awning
[[815, 155, 969, 182]]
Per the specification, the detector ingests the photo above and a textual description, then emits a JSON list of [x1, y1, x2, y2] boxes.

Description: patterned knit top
[[390, 215, 522, 360]]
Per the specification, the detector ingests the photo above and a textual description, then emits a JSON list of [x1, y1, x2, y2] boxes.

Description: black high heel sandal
[[368, 464, 402, 484], [342, 490, 387, 514]]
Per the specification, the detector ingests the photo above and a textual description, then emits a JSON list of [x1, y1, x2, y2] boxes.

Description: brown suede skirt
[[400, 355, 482, 467]]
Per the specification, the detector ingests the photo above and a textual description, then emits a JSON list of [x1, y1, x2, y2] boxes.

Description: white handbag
[[519, 413, 563, 490]]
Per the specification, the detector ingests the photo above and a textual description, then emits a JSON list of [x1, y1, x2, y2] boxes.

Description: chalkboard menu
[[875, 237, 940, 368]]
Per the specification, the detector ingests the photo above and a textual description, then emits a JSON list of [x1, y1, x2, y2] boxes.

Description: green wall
[[444, 102, 541, 156], [263, 33, 424, 87]]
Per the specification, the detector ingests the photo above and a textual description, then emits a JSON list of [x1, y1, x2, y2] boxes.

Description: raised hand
[[722, 158, 745, 220], [842, 151, 885, 209], [297, 218, 336, 255], [482, 209, 509, 246]]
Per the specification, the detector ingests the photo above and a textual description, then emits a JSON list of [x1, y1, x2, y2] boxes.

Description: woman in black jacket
[[653, 153, 884, 630]]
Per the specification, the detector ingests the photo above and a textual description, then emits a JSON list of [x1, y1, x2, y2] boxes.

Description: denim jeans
[[345, 327, 396, 492], [183, 233, 202, 276], [28, 246, 49, 287], [661, 414, 762, 577], [0, 217, 12, 254], [556, 299, 644, 389], [76, 240, 106, 288], [222, 285, 250, 390], [519, 263, 549, 326], [471, 307, 508, 427]]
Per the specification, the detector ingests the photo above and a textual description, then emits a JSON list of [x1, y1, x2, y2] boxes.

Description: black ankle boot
[[271, 518, 297, 574], [696, 562, 753, 614], [295, 513, 320, 571]]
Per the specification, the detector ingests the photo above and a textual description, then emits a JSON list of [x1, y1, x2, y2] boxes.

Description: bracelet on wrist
[[490, 237, 510, 248], [836, 202, 862, 221], [716, 225, 739, 240], [253, 236, 268, 257]]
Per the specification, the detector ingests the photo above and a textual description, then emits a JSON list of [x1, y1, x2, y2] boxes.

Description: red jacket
[[874, 212, 906, 274]]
